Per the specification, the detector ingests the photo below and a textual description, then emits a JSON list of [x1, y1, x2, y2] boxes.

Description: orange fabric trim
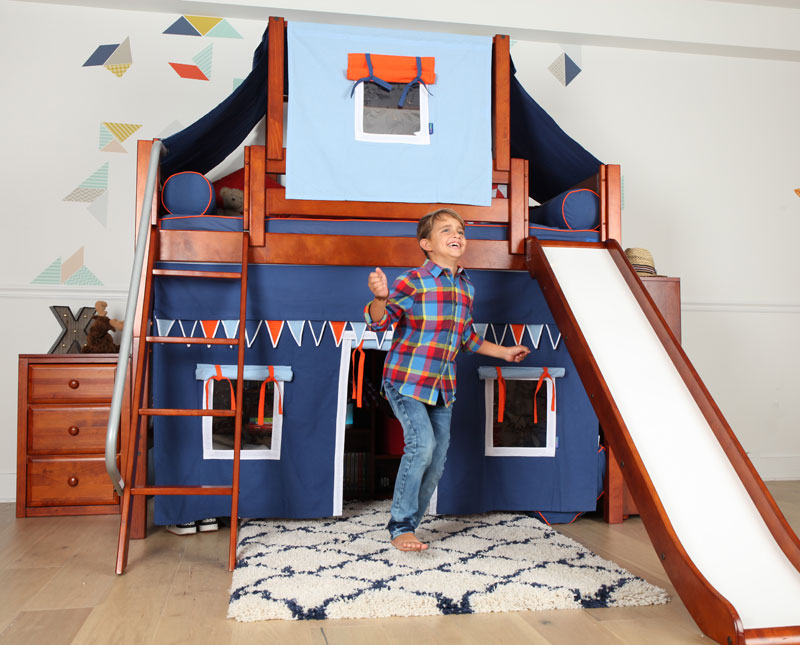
[[495, 367, 506, 423], [346, 53, 435, 85], [258, 365, 282, 424], [205, 364, 236, 412], [561, 188, 601, 231], [351, 340, 365, 408], [161, 171, 214, 215], [533, 367, 556, 425]]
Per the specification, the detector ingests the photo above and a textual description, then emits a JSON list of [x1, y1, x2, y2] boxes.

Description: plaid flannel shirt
[[364, 259, 484, 406]]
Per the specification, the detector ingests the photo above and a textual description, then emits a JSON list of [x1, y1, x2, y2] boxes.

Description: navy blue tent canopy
[[162, 23, 602, 205]]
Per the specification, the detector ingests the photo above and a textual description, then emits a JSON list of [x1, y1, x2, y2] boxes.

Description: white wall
[[1, 0, 798, 501]]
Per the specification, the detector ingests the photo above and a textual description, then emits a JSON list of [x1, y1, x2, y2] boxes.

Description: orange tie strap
[[534, 367, 556, 425], [495, 366, 506, 423], [258, 365, 282, 425], [351, 340, 366, 408], [205, 364, 236, 411]]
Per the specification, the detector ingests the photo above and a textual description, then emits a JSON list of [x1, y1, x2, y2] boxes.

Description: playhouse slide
[[527, 239, 800, 645]]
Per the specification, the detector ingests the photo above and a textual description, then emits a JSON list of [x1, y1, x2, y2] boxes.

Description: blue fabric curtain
[[509, 58, 602, 204], [160, 26, 274, 178]]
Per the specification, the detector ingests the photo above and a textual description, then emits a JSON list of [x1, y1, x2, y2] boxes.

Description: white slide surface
[[544, 244, 800, 629]]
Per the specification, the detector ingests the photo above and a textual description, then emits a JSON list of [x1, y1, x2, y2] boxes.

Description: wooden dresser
[[16, 354, 130, 518]]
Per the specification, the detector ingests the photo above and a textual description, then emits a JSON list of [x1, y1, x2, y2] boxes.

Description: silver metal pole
[[105, 140, 165, 495]]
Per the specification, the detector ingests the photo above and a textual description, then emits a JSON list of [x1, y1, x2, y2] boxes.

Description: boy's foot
[[391, 533, 428, 552]]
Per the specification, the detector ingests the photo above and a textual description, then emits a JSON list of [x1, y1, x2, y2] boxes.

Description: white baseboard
[[749, 455, 800, 481], [0, 472, 16, 503]]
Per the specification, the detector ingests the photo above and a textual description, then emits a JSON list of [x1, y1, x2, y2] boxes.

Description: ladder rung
[[153, 269, 242, 279], [131, 485, 233, 496], [139, 408, 237, 417], [146, 336, 240, 345]]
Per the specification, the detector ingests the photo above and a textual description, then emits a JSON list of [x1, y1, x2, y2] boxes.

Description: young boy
[[365, 208, 530, 552]]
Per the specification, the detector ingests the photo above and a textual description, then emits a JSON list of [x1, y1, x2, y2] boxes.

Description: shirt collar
[[421, 258, 468, 280]]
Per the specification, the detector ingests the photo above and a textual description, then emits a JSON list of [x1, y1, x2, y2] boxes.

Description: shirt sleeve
[[364, 272, 417, 331], [460, 318, 485, 354]]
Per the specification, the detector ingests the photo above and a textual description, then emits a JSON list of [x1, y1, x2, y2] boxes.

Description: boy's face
[[420, 214, 466, 267]]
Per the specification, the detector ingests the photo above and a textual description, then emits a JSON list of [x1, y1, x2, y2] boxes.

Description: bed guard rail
[[105, 140, 166, 495]]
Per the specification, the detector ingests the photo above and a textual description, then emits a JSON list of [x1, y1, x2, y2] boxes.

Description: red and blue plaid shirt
[[364, 259, 484, 406]]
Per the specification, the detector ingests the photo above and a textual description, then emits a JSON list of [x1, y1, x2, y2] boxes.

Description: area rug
[[228, 500, 668, 621]]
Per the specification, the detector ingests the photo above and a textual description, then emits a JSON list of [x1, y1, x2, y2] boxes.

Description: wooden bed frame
[[128, 17, 624, 541]]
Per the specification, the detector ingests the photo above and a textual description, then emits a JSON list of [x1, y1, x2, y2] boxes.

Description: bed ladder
[[114, 224, 251, 575]]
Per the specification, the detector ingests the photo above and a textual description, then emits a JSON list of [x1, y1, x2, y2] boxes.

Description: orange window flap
[[346, 53, 435, 85]]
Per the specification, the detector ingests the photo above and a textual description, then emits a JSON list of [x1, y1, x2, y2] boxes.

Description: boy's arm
[[476, 340, 530, 363]]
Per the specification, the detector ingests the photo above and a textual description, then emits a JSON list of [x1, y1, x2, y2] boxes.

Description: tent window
[[484, 375, 557, 458], [354, 82, 430, 145], [201, 373, 285, 461]]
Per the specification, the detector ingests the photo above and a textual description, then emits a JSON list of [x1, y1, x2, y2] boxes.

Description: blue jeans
[[383, 380, 453, 540]]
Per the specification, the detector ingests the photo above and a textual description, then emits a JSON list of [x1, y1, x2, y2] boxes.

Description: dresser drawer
[[28, 406, 112, 454], [28, 364, 115, 402], [27, 456, 118, 507]]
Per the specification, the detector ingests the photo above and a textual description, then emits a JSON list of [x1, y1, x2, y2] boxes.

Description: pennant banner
[[546, 324, 562, 350], [329, 321, 347, 347], [286, 320, 305, 346], [265, 320, 284, 348]]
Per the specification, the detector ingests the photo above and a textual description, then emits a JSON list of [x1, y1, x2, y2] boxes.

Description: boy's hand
[[368, 267, 389, 300], [504, 345, 530, 363]]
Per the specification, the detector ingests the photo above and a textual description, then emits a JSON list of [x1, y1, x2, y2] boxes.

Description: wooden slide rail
[[526, 237, 800, 645]]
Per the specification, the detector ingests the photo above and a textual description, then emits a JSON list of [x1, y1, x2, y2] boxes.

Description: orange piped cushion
[[346, 53, 435, 85]]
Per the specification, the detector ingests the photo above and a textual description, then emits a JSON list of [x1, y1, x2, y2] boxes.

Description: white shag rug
[[228, 500, 668, 621]]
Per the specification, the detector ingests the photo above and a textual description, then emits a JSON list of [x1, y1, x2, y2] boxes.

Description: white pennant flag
[[526, 324, 543, 349], [546, 324, 562, 350], [178, 320, 198, 347], [286, 320, 305, 346], [245, 320, 263, 348], [490, 323, 507, 345], [308, 321, 326, 346]]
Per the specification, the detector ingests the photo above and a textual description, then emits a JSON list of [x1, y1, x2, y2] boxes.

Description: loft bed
[[115, 18, 623, 570], [110, 18, 800, 643]]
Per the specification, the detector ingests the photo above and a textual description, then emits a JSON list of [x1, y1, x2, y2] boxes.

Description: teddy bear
[[217, 186, 244, 217], [82, 301, 124, 354]]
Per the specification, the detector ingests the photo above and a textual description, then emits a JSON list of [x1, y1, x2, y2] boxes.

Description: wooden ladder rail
[[115, 228, 250, 574]]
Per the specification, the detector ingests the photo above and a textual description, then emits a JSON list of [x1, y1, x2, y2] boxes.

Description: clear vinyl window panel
[[485, 377, 556, 457], [354, 82, 430, 145]]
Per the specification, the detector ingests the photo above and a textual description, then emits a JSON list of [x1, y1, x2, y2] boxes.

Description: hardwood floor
[[1, 481, 798, 644]]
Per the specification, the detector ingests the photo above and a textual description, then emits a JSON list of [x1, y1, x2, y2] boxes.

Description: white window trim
[[353, 82, 431, 145], [199, 369, 286, 461], [483, 373, 559, 458]]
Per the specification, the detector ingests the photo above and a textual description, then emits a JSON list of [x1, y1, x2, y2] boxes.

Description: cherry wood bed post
[[246, 146, 266, 247], [508, 158, 529, 255], [266, 17, 285, 166], [492, 34, 510, 175], [601, 164, 621, 242]]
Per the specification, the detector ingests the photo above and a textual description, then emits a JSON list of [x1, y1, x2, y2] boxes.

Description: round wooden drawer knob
[[67, 476, 79, 487], [68, 426, 80, 436], [68, 379, 80, 390]]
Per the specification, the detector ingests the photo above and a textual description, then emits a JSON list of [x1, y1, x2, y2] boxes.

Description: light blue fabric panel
[[477, 366, 566, 380], [286, 22, 492, 206], [195, 363, 293, 382]]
